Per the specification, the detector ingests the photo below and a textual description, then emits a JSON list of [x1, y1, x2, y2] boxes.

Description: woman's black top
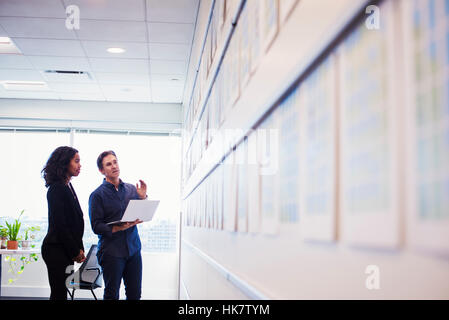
[[42, 182, 84, 260]]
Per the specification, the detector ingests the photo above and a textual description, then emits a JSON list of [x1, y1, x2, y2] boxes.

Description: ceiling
[[0, 0, 199, 103]]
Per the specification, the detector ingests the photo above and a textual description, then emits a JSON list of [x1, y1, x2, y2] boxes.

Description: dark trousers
[[42, 244, 73, 300], [99, 251, 142, 300]]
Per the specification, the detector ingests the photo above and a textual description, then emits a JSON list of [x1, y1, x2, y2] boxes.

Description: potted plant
[[0, 227, 7, 249], [21, 226, 40, 249], [4, 210, 24, 250]]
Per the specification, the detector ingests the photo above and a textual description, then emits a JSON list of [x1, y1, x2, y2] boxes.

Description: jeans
[[98, 251, 142, 300]]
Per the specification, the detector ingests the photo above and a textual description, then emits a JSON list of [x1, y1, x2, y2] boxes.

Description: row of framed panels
[[182, 0, 300, 183], [182, 0, 449, 255]]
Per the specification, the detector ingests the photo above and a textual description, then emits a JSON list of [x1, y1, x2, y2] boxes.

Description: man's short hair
[[97, 150, 117, 170]]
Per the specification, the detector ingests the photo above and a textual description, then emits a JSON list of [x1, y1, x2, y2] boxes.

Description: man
[[89, 150, 147, 300]]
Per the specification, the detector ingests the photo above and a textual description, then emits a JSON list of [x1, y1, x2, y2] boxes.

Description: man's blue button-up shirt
[[89, 179, 141, 258]]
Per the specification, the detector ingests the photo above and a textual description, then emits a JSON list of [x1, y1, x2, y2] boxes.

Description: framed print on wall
[[402, 0, 449, 255], [247, 130, 261, 234], [261, 0, 279, 52], [338, 0, 401, 249], [299, 55, 338, 242], [258, 108, 281, 235], [278, 86, 301, 226]]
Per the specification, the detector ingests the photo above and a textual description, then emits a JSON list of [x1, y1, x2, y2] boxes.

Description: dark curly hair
[[42, 146, 79, 187]]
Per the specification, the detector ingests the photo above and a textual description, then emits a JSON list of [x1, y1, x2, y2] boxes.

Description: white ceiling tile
[[148, 23, 194, 44], [58, 92, 106, 101], [149, 43, 190, 60], [0, 69, 45, 81], [13, 38, 86, 57], [0, 24, 8, 37], [28, 56, 91, 71], [151, 60, 187, 74], [96, 72, 150, 85], [63, 0, 145, 21], [76, 20, 147, 42], [0, 17, 77, 39], [0, 54, 34, 69], [82, 41, 149, 59], [146, 0, 199, 23], [151, 73, 186, 89], [89, 58, 149, 73], [151, 73, 186, 82], [101, 84, 151, 102], [0, 0, 199, 104], [152, 79, 185, 88], [152, 85, 184, 103], [48, 82, 101, 93], [0, 90, 59, 100], [101, 84, 150, 94], [106, 95, 151, 103], [0, 0, 66, 18]]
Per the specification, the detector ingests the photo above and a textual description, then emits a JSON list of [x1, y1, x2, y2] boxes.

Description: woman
[[41, 146, 85, 300]]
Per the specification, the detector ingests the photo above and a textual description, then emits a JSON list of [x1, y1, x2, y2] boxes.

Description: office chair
[[67, 244, 103, 300]]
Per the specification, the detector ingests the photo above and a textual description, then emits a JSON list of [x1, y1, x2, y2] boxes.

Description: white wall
[[179, 0, 449, 300], [181, 227, 449, 299]]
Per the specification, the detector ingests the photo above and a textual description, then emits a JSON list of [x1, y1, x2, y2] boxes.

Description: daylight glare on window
[[0, 130, 181, 253]]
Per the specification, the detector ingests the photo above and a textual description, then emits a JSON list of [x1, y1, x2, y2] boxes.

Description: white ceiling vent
[[42, 70, 93, 82]]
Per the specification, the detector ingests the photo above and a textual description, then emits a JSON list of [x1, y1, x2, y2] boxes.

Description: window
[[0, 130, 181, 253]]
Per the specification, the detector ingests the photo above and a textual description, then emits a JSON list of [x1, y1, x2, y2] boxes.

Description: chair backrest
[[79, 245, 101, 284]]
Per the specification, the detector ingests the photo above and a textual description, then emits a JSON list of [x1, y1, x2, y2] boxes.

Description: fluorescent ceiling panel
[[2, 80, 49, 91], [0, 37, 21, 54]]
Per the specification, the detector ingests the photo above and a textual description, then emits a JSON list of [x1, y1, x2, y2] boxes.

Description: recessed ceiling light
[[0, 37, 11, 44], [107, 47, 126, 54], [2, 81, 49, 91]]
